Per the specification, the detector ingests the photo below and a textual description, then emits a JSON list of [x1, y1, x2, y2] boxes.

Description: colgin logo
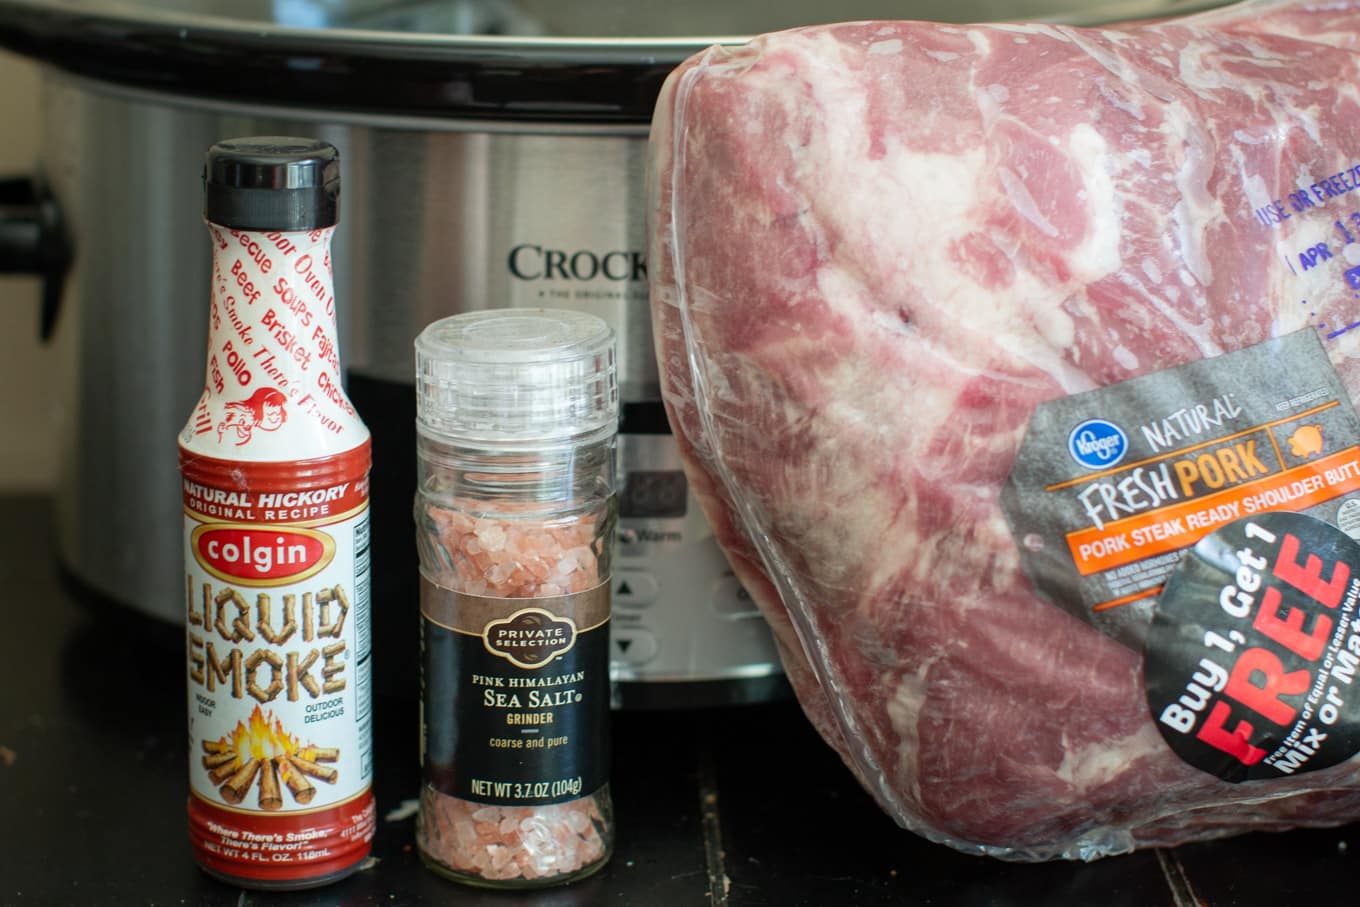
[[507, 244, 647, 283], [192, 525, 335, 586], [1068, 419, 1129, 470], [483, 608, 577, 670]]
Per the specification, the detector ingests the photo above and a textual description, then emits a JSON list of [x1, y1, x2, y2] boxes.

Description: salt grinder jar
[[178, 137, 375, 889], [413, 309, 619, 887]]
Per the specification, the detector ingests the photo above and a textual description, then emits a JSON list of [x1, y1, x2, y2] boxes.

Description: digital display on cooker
[[619, 471, 688, 519]]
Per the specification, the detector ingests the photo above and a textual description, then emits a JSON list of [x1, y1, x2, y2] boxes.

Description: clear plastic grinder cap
[[415, 309, 618, 445]]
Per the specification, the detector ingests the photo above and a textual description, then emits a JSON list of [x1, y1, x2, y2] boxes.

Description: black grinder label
[[421, 582, 609, 806], [1146, 511, 1360, 782]]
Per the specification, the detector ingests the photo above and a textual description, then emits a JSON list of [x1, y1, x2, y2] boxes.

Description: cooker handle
[[0, 175, 71, 341]]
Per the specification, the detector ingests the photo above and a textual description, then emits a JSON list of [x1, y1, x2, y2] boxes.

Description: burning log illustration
[[278, 756, 316, 805], [203, 750, 237, 770], [220, 759, 262, 805], [208, 758, 241, 786], [259, 758, 283, 811], [201, 705, 339, 810], [289, 753, 339, 783]]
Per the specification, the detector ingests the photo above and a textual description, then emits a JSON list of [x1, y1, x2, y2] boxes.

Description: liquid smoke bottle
[[178, 137, 375, 889]]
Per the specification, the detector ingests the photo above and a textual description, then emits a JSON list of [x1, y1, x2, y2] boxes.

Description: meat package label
[[1002, 329, 1360, 650], [1146, 511, 1360, 782]]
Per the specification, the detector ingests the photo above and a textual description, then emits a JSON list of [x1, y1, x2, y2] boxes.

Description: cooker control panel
[[609, 435, 782, 693]]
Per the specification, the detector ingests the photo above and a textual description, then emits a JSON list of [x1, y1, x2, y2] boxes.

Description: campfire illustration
[[201, 706, 338, 810]]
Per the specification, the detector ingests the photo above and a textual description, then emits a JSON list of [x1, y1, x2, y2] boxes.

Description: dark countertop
[[2, 493, 1359, 906]]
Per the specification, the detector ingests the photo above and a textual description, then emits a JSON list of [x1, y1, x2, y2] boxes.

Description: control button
[[616, 526, 642, 554], [611, 628, 659, 665], [711, 574, 761, 619], [613, 570, 659, 609]]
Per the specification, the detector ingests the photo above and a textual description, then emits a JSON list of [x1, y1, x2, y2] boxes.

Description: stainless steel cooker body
[[0, 0, 1231, 708], [35, 73, 784, 707]]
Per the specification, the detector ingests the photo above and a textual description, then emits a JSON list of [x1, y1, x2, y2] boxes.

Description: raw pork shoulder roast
[[649, 0, 1360, 860]]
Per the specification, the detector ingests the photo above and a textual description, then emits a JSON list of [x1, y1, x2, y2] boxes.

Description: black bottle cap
[[203, 136, 340, 231]]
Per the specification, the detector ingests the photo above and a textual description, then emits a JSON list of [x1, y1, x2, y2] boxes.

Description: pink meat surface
[[649, 0, 1360, 859]]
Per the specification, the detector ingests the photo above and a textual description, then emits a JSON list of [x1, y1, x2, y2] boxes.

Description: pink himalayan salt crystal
[[425, 504, 601, 598], [419, 788, 608, 883]]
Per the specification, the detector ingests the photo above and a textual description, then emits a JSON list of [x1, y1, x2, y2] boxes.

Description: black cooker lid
[[0, 0, 1229, 124]]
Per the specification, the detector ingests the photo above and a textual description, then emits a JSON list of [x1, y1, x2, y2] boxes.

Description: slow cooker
[[0, 0, 1226, 706]]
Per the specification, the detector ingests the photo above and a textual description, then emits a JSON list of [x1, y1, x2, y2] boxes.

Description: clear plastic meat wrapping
[[648, 0, 1360, 860]]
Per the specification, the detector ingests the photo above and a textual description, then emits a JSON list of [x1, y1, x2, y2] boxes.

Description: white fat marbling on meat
[[992, 22, 1067, 43], [1233, 128, 1277, 146], [869, 38, 903, 56], [1126, 148, 1153, 168], [810, 117, 1088, 385], [1242, 172, 1276, 211], [960, 28, 989, 63], [997, 167, 1061, 238], [1292, 103, 1325, 147], [870, 308, 912, 336], [1141, 257, 1163, 284], [1066, 123, 1124, 283], [886, 664, 935, 804], [1175, 42, 1226, 93], [1097, 79, 1146, 121], [1112, 344, 1140, 370], [804, 73, 989, 297], [1291, 160, 1322, 197], [1166, 107, 1219, 288], [1055, 725, 1165, 788], [1065, 28, 1132, 83]]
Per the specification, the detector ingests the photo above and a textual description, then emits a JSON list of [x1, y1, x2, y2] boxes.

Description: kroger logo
[[1068, 419, 1129, 469]]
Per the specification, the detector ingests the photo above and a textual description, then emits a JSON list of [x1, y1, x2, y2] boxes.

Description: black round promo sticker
[[1146, 511, 1360, 783]]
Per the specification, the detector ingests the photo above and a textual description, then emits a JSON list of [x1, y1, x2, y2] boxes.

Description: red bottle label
[[182, 449, 374, 884]]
